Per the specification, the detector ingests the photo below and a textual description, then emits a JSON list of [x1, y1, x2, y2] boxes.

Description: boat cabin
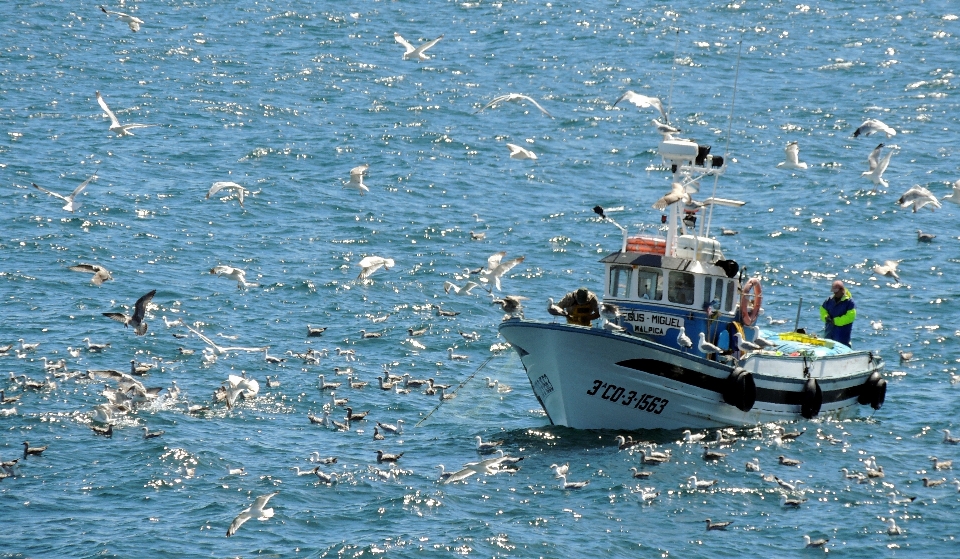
[[601, 234, 741, 351]]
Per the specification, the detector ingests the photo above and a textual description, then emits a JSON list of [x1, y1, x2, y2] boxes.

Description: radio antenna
[[705, 21, 746, 235], [666, 28, 681, 123]]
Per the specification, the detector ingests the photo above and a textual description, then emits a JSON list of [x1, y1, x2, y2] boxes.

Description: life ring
[[858, 372, 887, 410], [740, 278, 763, 326], [800, 378, 822, 419], [723, 367, 756, 413]]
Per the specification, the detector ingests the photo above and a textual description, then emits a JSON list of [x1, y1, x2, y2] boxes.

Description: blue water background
[[2, 0, 960, 556]]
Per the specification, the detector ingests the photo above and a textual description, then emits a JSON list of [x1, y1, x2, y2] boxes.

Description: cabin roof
[[600, 252, 731, 277]]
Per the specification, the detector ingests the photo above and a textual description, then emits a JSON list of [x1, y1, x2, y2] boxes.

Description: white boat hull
[[499, 319, 884, 430]]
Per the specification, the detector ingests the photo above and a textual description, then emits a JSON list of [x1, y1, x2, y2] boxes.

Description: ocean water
[[2, 0, 960, 556]]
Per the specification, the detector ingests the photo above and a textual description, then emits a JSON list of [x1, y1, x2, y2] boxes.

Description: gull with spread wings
[[226, 491, 278, 537], [776, 141, 808, 170], [183, 323, 267, 356], [102, 289, 156, 336], [32, 170, 98, 212], [394, 32, 444, 61], [474, 252, 525, 292], [862, 143, 895, 192], [613, 90, 668, 122], [344, 164, 370, 196], [652, 182, 691, 211], [206, 181, 246, 207], [477, 93, 553, 118], [68, 263, 113, 285], [357, 256, 395, 280], [96, 91, 154, 137], [99, 5, 144, 32]]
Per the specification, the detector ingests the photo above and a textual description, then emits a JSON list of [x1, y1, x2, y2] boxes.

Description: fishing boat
[[498, 134, 887, 430]]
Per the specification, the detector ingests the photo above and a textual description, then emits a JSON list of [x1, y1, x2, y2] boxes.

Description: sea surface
[[2, 0, 960, 557]]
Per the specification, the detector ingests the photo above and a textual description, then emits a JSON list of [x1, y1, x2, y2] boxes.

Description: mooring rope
[[415, 355, 495, 427]]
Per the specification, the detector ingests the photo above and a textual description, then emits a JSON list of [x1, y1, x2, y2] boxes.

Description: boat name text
[[620, 311, 684, 336], [586, 379, 668, 414]]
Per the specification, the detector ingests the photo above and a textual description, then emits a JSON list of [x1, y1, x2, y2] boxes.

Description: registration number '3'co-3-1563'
[[586, 380, 668, 414]]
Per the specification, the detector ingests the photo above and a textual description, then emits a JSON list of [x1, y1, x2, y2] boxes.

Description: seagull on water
[[102, 289, 156, 336], [688, 475, 717, 489], [32, 171, 98, 212], [705, 519, 733, 531], [803, 535, 829, 548], [612, 90, 668, 123], [776, 141, 808, 170], [394, 32, 443, 62], [886, 518, 903, 536], [506, 143, 537, 160], [943, 429, 960, 444], [99, 5, 144, 31], [476, 436, 503, 453], [477, 93, 553, 118], [344, 164, 370, 196], [206, 181, 247, 207], [226, 492, 278, 537], [357, 255, 394, 280], [558, 473, 589, 490], [142, 426, 164, 439], [917, 230, 936, 242], [96, 91, 154, 136], [898, 185, 941, 212], [82, 337, 110, 351], [873, 260, 900, 282], [853, 118, 896, 138]]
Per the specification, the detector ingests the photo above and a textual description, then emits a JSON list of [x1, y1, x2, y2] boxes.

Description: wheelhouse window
[[608, 265, 632, 298], [725, 279, 735, 312], [714, 278, 724, 310], [637, 268, 663, 301], [667, 271, 695, 305]]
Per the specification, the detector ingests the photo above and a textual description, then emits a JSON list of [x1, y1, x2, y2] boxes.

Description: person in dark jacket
[[820, 280, 856, 346], [557, 287, 601, 327]]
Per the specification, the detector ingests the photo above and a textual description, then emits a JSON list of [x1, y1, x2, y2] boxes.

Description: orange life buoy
[[740, 278, 762, 326], [625, 236, 667, 255]]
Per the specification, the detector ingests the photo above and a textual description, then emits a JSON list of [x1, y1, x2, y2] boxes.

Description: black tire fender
[[800, 377, 822, 419], [858, 371, 887, 410], [723, 367, 756, 413]]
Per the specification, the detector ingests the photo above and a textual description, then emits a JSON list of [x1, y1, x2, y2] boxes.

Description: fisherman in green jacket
[[820, 280, 856, 346]]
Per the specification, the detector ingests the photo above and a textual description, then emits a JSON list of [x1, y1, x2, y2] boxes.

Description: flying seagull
[[477, 93, 553, 118], [862, 143, 895, 191], [357, 255, 395, 280], [32, 170, 98, 212], [474, 251, 524, 291], [613, 91, 668, 122], [102, 289, 156, 335], [68, 263, 113, 285], [776, 141, 808, 170], [506, 143, 538, 160], [206, 181, 246, 207], [96, 91, 154, 136], [226, 491, 278, 537], [853, 118, 896, 138], [99, 5, 144, 32], [210, 265, 258, 289], [344, 164, 370, 196], [872, 260, 900, 282], [394, 32, 444, 61], [898, 185, 941, 212]]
